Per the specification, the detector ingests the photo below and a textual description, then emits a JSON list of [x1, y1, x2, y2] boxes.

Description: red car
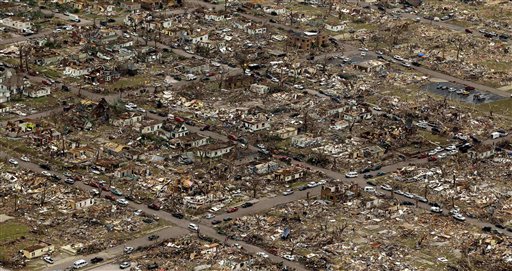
[[88, 181, 100, 188], [174, 116, 185, 123], [227, 207, 238, 213], [418, 153, 428, 159], [227, 134, 237, 141], [148, 202, 161, 210], [41, 80, 51, 86], [105, 194, 116, 201], [428, 156, 438, 162]]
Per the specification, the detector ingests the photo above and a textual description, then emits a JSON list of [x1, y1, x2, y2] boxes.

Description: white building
[[250, 84, 269, 95], [325, 23, 345, 32], [23, 87, 51, 98], [247, 27, 267, 35], [71, 198, 95, 210], [0, 17, 32, 32], [0, 84, 10, 103], [196, 144, 233, 158], [242, 115, 270, 132], [205, 14, 225, 22], [64, 66, 91, 77]]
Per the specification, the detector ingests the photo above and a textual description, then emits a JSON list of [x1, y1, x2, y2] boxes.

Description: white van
[[73, 259, 88, 269], [188, 223, 199, 232], [364, 186, 376, 193]]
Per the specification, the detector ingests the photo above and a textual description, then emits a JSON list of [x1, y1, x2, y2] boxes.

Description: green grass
[[106, 75, 149, 91], [417, 130, 450, 145], [477, 99, 512, 118], [0, 221, 29, 241]]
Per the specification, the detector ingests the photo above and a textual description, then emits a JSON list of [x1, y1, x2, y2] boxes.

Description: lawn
[[0, 220, 31, 260]]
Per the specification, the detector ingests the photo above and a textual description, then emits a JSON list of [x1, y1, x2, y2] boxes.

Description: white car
[[430, 206, 443, 213], [188, 223, 199, 231], [124, 246, 134, 254], [360, 52, 367, 56], [134, 210, 143, 216], [452, 213, 466, 221], [283, 254, 296, 261], [205, 213, 215, 219], [445, 145, 456, 151], [380, 184, 393, 191], [256, 252, 269, 258], [43, 255, 54, 264], [345, 171, 358, 178], [293, 84, 304, 90], [307, 181, 318, 188], [373, 106, 382, 111], [282, 189, 294, 196], [117, 198, 129, 206], [437, 153, 447, 159], [41, 171, 52, 177], [8, 159, 18, 165], [20, 156, 30, 162]]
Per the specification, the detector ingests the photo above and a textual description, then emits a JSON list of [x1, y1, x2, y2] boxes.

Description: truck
[[68, 14, 80, 22]]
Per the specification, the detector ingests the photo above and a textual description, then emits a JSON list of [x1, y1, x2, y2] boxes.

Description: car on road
[[124, 246, 134, 254], [345, 171, 358, 178], [110, 187, 123, 196], [282, 189, 294, 196], [298, 186, 308, 191], [452, 213, 466, 221], [147, 263, 159, 270], [90, 257, 104, 264], [363, 174, 373, 179], [105, 194, 116, 201], [205, 213, 215, 219], [256, 252, 269, 258], [380, 184, 393, 191], [116, 198, 129, 206], [428, 156, 438, 162], [430, 206, 443, 213], [188, 223, 199, 231], [307, 181, 318, 188], [223, 217, 233, 222], [41, 171, 52, 177], [403, 192, 415, 199], [42, 255, 54, 264], [148, 235, 159, 241], [241, 202, 253, 208], [227, 207, 239, 213], [20, 156, 30, 162], [8, 159, 18, 165], [283, 254, 296, 261], [64, 178, 75, 184], [119, 261, 131, 269], [172, 212, 184, 219], [211, 219, 221, 225], [148, 202, 161, 210]]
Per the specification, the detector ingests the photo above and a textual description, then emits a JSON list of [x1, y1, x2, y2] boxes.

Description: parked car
[[188, 223, 199, 231], [211, 219, 221, 225], [64, 178, 75, 184], [116, 198, 128, 206], [124, 246, 134, 254], [148, 235, 159, 241], [147, 263, 159, 270], [430, 206, 443, 213], [200, 125, 211, 131], [110, 187, 123, 196], [452, 213, 466, 221], [345, 171, 358, 178], [282, 189, 294, 196], [8, 159, 18, 165], [105, 194, 116, 201], [172, 213, 184, 219], [119, 261, 131, 269], [148, 202, 161, 210], [241, 202, 253, 208], [43, 256, 54, 264], [363, 174, 373, 179], [90, 257, 103, 264], [227, 207, 239, 213]]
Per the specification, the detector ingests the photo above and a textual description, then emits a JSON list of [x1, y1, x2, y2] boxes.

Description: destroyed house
[[70, 197, 95, 210], [112, 113, 143, 127], [169, 133, 208, 149], [274, 167, 304, 182], [289, 31, 328, 50], [223, 75, 254, 89], [195, 143, 234, 158]]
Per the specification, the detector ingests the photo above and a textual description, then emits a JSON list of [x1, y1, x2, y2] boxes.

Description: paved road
[[41, 226, 188, 271]]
